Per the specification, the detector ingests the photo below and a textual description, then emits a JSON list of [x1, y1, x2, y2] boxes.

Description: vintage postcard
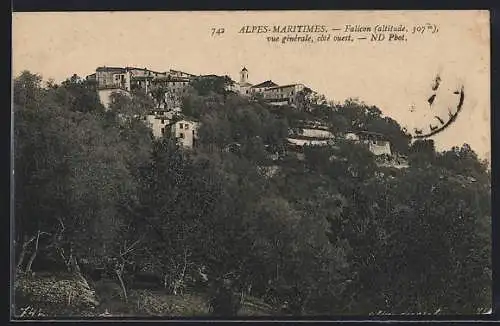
[[12, 10, 491, 319]]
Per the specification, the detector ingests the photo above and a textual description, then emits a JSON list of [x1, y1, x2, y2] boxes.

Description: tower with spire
[[239, 67, 249, 84], [236, 67, 253, 95]]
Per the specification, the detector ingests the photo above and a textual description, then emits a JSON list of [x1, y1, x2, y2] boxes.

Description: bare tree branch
[[16, 234, 37, 272], [25, 230, 41, 273], [119, 235, 144, 258]]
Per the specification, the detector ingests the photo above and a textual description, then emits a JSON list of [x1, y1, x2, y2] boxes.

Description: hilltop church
[[232, 67, 310, 107]]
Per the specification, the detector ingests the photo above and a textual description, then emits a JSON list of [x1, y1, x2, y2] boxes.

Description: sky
[[12, 11, 490, 160]]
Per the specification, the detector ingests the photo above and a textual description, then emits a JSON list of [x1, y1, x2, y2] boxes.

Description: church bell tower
[[239, 67, 248, 84]]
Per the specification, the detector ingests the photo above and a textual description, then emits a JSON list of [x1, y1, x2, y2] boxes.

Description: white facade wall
[[169, 70, 195, 79], [262, 84, 305, 105], [287, 138, 329, 147], [345, 133, 360, 141], [250, 86, 268, 95], [172, 120, 199, 148], [145, 115, 170, 138], [300, 128, 334, 139], [367, 141, 392, 156], [238, 84, 253, 96], [343, 132, 392, 156], [225, 83, 239, 92], [111, 72, 132, 91]]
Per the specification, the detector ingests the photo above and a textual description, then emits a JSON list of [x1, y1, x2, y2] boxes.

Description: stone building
[[236, 67, 253, 95], [86, 66, 195, 110], [249, 80, 278, 95], [150, 75, 191, 110], [233, 67, 310, 107], [168, 119, 199, 148], [86, 66, 198, 148], [345, 131, 392, 156], [261, 84, 306, 106], [168, 69, 197, 79]]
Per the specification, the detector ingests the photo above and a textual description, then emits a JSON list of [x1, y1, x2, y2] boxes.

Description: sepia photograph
[[11, 10, 491, 319]]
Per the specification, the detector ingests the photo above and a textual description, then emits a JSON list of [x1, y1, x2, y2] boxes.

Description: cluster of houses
[[228, 67, 315, 106], [86, 65, 314, 109], [86, 66, 194, 108], [85, 65, 316, 147], [85, 66, 407, 168], [86, 66, 199, 146]]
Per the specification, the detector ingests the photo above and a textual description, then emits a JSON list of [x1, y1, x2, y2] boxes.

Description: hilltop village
[[14, 66, 488, 318], [85, 66, 406, 167]]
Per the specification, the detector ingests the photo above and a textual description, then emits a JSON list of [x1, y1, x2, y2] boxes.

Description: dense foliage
[[13, 71, 491, 316]]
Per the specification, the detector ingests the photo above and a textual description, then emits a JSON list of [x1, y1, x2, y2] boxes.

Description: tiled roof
[[97, 66, 169, 75], [266, 83, 303, 90], [153, 76, 190, 82], [95, 66, 197, 79], [251, 80, 278, 88], [96, 66, 126, 72], [127, 67, 166, 75], [169, 69, 196, 76]]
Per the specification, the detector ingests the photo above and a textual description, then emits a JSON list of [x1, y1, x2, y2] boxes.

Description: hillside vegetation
[[13, 71, 491, 318]]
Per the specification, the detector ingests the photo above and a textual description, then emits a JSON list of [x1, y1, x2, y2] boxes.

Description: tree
[[190, 75, 234, 96], [435, 143, 489, 181], [149, 84, 167, 109], [326, 140, 491, 314], [409, 139, 436, 167], [14, 72, 143, 287], [108, 90, 154, 117], [334, 99, 411, 154], [295, 87, 313, 111], [13, 71, 45, 110], [56, 74, 105, 113], [13, 69, 490, 317]]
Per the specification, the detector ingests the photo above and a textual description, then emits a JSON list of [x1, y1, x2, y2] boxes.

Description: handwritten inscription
[[209, 23, 440, 44]]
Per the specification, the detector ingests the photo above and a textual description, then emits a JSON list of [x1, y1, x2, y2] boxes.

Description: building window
[[179, 123, 184, 129], [161, 119, 165, 124], [185, 124, 189, 130], [161, 128, 165, 134], [180, 133, 184, 138]]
